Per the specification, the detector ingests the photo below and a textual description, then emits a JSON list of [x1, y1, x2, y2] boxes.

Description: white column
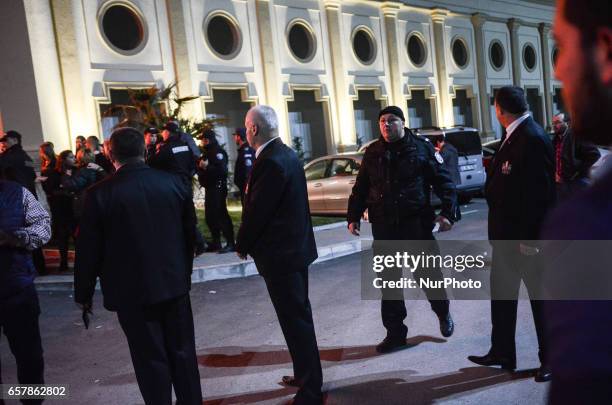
[[431, 9, 453, 127]]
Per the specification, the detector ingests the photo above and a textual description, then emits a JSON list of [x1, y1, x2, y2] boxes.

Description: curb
[[34, 237, 369, 292]]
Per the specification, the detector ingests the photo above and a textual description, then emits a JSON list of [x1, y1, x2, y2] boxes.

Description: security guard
[[347, 106, 458, 353], [149, 122, 206, 256], [232, 128, 254, 205], [197, 129, 235, 253]]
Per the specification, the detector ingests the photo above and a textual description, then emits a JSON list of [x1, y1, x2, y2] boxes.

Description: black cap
[[144, 127, 159, 135], [378, 106, 405, 122], [0, 130, 22, 143], [233, 128, 246, 140], [199, 129, 218, 142], [162, 122, 179, 133]]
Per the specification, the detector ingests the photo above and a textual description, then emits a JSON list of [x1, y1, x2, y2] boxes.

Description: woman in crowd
[[52, 150, 77, 272], [61, 148, 106, 220]]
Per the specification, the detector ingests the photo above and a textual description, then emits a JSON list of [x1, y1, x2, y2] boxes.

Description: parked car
[[304, 153, 363, 215], [413, 126, 486, 204], [482, 138, 502, 171], [590, 147, 610, 180]]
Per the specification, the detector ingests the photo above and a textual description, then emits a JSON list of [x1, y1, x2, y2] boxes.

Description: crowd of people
[[0, 0, 610, 404]]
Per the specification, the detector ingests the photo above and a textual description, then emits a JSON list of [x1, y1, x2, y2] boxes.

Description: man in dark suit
[[236, 105, 323, 405], [542, 1, 612, 402], [551, 113, 600, 200], [468, 86, 555, 382], [74, 127, 202, 405]]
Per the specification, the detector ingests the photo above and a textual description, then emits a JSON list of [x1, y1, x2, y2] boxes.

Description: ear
[[596, 27, 612, 86]]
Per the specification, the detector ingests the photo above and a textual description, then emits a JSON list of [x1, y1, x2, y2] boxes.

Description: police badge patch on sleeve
[[216, 153, 224, 160], [435, 151, 444, 164], [245, 159, 252, 167]]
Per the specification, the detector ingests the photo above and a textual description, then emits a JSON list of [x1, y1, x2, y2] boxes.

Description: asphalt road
[[1, 199, 549, 404]]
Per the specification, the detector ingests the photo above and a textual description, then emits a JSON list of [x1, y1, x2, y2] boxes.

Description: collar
[[255, 136, 280, 159], [501, 113, 530, 148]]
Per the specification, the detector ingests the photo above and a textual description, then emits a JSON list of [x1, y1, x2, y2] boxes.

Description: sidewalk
[[34, 221, 373, 292]]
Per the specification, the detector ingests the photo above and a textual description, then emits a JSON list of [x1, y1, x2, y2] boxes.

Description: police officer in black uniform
[[232, 128, 254, 205], [347, 106, 458, 353], [197, 129, 235, 253], [148, 122, 206, 256], [143, 127, 159, 163]]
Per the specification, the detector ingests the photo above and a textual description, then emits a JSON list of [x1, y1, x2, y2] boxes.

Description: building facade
[[1, 0, 560, 162]]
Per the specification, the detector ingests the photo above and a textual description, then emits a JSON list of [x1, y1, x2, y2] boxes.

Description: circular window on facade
[[406, 33, 427, 67], [489, 40, 505, 71], [352, 27, 377, 65], [99, 3, 147, 55], [523, 43, 537, 71], [287, 21, 316, 63], [552, 46, 559, 68], [204, 12, 242, 59], [451, 37, 469, 69]]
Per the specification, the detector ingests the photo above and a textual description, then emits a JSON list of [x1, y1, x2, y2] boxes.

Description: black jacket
[[347, 129, 457, 225], [0, 144, 36, 196], [486, 116, 555, 240], [197, 143, 228, 191], [440, 143, 461, 185], [61, 166, 106, 218], [148, 135, 195, 185], [234, 143, 255, 192], [74, 163, 196, 311], [552, 129, 600, 183], [236, 138, 317, 277], [94, 151, 114, 175]]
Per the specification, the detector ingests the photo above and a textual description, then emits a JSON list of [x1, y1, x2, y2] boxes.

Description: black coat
[[74, 162, 196, 311], [234, 143, 255, 192], [61, 166, 106, 218], [0, 144, 36, 196], [236, 138, 317, 277], [197, 143, 228, 191], [440, 143, 461, 186], [148, 135, 195, 185], [94, 151, 114, 175], [485, 116, 555, 240], [552, 129, 600, 183], [347, 129, 457, 224]]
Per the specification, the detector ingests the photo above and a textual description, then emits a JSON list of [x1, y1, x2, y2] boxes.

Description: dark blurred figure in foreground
[[0, 169, 51, 405], [542, 1, 612, 403], [551, 113, 600, 201], [74, 127, 202, 405], [197, 129, 234, 253], [233, 127, 254, 205]]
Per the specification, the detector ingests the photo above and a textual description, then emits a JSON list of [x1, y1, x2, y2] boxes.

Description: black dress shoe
[[281, 375, 302, 387], [217, 244, 235, 254], [535, 366, 552, 382], [376, 336, 407, 353], [467, 353, 516, 370], [439, 313, 455, 337]]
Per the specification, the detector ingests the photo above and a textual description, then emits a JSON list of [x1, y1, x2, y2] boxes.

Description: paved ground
[[2, 199, 549, 404]]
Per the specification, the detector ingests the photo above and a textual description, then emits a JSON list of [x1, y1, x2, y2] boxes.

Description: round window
[[451, 37, 469, 69], [406, 33, 427, 67], [523, 43, 537, 71], [352, 27, 377, 65], [204, 13, 242, 59], [552, 46, 559, 68], [99, 3, 147, 55], [287, 21, 316, 63], [489, 40, 505, 70]]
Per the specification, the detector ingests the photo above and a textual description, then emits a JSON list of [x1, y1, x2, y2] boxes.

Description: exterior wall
[[15, 0, 557, 156]]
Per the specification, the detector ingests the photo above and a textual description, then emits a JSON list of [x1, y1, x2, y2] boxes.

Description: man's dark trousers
[[372, 218, 449, 338], [490, 244, 547, 367], [0, 285, 44, 405], [263, 269, 323, 403], [117, 294, 202, 405]]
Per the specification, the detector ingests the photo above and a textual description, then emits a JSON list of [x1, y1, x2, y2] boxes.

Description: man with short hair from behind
[[74, 127, 202, 405]]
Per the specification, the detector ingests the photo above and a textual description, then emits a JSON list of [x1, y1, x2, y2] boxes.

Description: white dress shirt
[[255, 136, 280, 159], [500, 112, 531, 149]]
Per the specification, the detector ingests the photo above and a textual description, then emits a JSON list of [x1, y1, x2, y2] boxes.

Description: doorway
[[287, 90, 329, 161]]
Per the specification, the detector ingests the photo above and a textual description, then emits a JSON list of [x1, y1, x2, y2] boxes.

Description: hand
[[65, 169, 72, 176], [519, 243, 540, 256], [434, 215, 452, 232], [348, 222, 360, 236], [36, 176, 48, 182], [87, 163, 102, 171], [76, 301, 92, 312], [199, 159, 208, 169], [236, 252, 247, 260], [362, 209, 369, 222]]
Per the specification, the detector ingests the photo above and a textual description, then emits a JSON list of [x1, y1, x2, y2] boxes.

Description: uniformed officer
[[347, 106, 458, 354], [143, 127, 159, 163], [149, 122, 206, 256], [232, 128, 255, 205], [197, 129, 235, 253]]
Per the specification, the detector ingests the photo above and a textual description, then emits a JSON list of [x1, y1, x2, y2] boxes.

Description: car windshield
[[445, 131, 482, 156]]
